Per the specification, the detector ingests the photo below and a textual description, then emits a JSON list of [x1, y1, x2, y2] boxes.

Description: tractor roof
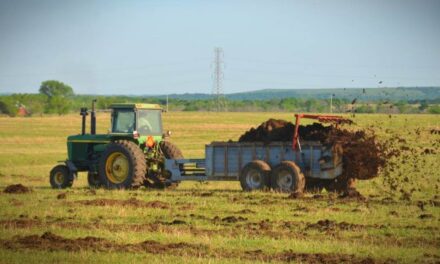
[[110, 103, 162, 110]]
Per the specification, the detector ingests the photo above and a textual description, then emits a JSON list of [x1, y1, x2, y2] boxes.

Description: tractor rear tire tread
[[99, 140, 146, 189], [115, 140, 147, 188], [160, 141, 184, 159]]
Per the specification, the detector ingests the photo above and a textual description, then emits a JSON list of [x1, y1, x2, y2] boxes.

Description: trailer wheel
[[271, 161, 305, 193], [87, 172, 102, 188], [50, 165, 74, 189], [239, 160, 271, 191], [98, 140, 146, 189]]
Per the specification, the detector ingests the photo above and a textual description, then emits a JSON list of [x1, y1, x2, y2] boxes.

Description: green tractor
[[49, 101, 183, 189]]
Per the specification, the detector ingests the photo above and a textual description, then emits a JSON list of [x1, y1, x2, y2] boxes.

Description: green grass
[[0, 112, 439, 263]]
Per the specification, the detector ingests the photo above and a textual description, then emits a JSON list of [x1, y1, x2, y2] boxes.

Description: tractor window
[[112, 109, 135, 133], [137, 110, 162, 135]]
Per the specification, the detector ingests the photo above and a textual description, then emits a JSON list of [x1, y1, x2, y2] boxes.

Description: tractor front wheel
[[98, 140, 146, 189], [50, 165, 74, 189]]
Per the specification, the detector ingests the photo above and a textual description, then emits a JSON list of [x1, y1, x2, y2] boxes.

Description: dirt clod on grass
[[418, 214, 434, 220], [288, 191, 304, 199], [3, 184, 31, 194], [57, 193, 67, 199], [306, 219, 364, 232], [221, 216, 247, 223], [339, 188, 366, 201]]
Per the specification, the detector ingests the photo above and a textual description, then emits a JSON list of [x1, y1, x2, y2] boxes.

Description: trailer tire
[[98, 140, 146, 189], [271, 161, 305, 193], [50, 165, 74, 189], [239, 160, 271, 191]]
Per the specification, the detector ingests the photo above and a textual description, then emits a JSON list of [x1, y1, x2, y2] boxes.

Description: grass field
[[0, 112, 439, 263]]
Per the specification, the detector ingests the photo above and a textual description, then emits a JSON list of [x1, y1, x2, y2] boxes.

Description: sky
[[0, 0, 439, 95]]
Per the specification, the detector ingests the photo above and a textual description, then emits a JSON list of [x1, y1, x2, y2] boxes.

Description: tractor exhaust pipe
[[91, 99, 97, 135], [80, 107, 88, 135]]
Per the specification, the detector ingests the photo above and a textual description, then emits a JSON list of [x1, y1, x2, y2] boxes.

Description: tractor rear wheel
[[98, 140, 146, 189], [50, 165, 74, 189], [160, 141, 183, 159], [239, 160, 271, 191], [271, 161, 305, 193]]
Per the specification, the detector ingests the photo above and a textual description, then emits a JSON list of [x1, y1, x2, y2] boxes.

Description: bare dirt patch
[[3, 184, 31, 194], [338, 188, 366, 201], [1, 232, 391, 263], [418, 214, 434, 220], [57, 192, 67, 199], [1, 231, 204, 254], [306, 219, 366, 232], [76, 198, 170, 209], [246, 250, 384, 264], [212, 215, 248, 224]]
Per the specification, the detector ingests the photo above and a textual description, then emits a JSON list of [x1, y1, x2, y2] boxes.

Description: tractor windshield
[[137, 109, 162, 135], [112, 109, 136, 133]]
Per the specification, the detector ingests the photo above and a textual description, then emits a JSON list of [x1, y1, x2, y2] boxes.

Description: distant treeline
[[1, 94, 440, 116], [0, 80, 439, 116], [160, 87, 440, 101]]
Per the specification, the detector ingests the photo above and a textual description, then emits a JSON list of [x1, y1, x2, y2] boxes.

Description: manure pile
[[238, 119, 388, 181]]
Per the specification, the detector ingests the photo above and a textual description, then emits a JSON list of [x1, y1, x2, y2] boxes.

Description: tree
[[39, 80, 74, 115], [0, 98, 18, 117], [39, 80, 74, 98], [46, 96, 70, 115]]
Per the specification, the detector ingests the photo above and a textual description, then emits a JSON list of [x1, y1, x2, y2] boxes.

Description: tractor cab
[[110, 103, 163, 137]]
